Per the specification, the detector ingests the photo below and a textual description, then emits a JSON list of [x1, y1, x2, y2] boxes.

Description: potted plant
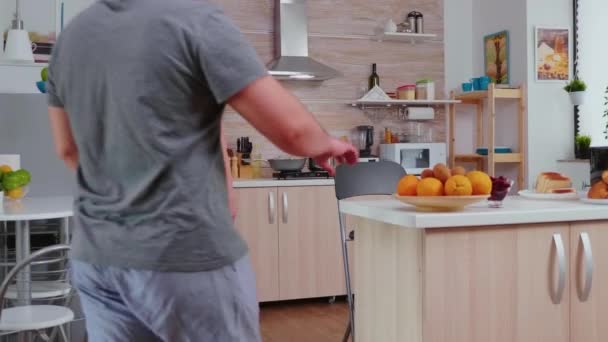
[[0, 172, 4, 208], [564, 78, 587, 106], [575, 134, 592, 159]]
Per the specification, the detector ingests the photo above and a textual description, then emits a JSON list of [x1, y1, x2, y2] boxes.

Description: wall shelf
[[0, 62, 48, 68], [455, 88, 523, 102], [352, 99, 461, 108], [376, 32, 438, 43]]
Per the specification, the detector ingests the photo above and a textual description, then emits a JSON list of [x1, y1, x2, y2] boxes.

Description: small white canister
[[416, 79, 435, 100]]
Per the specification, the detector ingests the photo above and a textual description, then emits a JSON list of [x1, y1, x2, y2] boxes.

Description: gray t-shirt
[[47, 0, 267, 272]]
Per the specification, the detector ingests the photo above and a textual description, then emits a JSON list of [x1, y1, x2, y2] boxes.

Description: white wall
[[474, 0, 527, 187], [526, 0, 573, 183], [577, 0, 608, 145], [445, 0, 574, 187], [444, 0, 475, 154]]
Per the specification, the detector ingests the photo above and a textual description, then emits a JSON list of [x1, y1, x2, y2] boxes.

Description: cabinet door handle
[[552, 233, 566, 305], [268, 192, 276, 225], [578, 232, 594, 302], [282, 192, 289, 224]]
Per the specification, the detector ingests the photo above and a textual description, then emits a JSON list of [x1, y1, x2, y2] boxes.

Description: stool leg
[[338, 203, 355, 342]]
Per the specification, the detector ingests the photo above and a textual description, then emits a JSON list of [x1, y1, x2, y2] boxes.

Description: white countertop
[[1, 196, 74, 221], [339, 196, 608, 229], [233, 179, 334, 188]]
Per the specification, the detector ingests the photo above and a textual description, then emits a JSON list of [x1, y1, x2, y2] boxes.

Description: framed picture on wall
[[484, 31, 510, 85], [535, 27, 571, 82]]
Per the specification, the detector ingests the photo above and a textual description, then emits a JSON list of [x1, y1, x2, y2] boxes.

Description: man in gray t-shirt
[[48, 0, 357, 340]]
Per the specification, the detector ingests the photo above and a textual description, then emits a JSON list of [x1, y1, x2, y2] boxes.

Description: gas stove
[[273, 170, 332, 180]]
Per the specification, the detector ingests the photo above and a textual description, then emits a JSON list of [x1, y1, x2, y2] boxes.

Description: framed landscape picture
[[535, 27, 571, 82], [484, 31, 510, 84]]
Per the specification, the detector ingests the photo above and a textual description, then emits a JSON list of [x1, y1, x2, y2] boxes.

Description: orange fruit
[[7, 187, 24, 200], [397, 175, 419, 196], [451, 166, 466, 176], [466, 171, 492, 195], [417, 177, 444, 196], [0, 165, 12, 174], [421, 169, 435, 179], [433, 163, 451, 183], [444, 175, 473, 196]]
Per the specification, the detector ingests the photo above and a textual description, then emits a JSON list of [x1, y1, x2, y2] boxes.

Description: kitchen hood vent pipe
[[267, 0, 342, 81]]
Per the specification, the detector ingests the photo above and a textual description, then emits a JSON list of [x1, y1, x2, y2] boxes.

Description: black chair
[[334, 161, 406, 342]]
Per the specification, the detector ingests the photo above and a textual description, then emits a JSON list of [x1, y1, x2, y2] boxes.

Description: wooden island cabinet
[[341, 196, 608, 342]]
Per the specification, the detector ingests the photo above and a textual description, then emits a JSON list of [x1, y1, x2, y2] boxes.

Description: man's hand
[[313, 138, 359, 176]]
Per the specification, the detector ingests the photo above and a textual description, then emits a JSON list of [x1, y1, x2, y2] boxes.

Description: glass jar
[[416, 79, 435, 100], [397, 84, 416, 100]]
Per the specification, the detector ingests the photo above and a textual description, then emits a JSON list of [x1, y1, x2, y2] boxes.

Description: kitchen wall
[[0, 94, 76, 196], [214, 0, 447, 159], [525, 0, 574, 181], [445, 0, 573, 187], [446, 0, 526, 186]]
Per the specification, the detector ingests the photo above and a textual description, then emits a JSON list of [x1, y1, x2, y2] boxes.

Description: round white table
[[1, 196, 74, 342]]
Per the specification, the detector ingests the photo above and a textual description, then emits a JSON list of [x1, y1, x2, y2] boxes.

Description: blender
[[356, 126, 375, 158]]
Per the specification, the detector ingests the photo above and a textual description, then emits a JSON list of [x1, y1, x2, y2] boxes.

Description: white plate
[[580, 197, 608, 205], [518, 190, 579, 200]]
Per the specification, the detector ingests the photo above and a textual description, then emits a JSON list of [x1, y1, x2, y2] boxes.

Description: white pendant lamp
[[2, 0, 35, 63]]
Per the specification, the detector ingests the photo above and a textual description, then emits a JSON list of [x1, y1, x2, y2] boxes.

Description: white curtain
[[577, 0, 608, 145]]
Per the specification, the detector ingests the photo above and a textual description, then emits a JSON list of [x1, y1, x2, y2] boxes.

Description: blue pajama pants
[[70, 255, 261, 342]]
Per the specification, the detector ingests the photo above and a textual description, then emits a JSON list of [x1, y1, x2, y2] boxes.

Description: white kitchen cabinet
[[233, 187, 280, 302], [570, 221, 608, 342], [424, 224, 570, 342], [278, 186, 345, 300], [234, 185, 345, 302]]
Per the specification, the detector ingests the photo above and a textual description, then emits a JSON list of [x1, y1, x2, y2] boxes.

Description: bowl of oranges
[[395, 163, 492, 212]]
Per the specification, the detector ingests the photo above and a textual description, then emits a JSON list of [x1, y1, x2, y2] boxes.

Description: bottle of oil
[[368, 63, 380, 90]]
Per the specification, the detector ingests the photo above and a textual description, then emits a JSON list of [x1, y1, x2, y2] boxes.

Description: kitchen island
[[340, 196, 608, 342]]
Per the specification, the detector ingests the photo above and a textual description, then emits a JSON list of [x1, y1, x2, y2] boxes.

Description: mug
[[471, 77, 481, 91], [478, 76, 491, 90], [462, 82, 473, 92]]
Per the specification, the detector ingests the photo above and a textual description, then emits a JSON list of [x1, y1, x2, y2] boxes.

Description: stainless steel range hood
[[267, 0, 342, 81]]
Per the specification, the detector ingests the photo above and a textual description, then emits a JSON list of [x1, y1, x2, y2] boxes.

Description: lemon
[[7, 187, 24, 200], [0, 165, 12, 174], [41, 67, 49, 82]]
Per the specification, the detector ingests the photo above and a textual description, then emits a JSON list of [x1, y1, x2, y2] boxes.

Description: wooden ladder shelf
[[448, 83, 527, 189]]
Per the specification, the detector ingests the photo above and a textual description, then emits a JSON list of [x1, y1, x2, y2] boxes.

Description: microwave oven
[[380, 143, 447, 175]]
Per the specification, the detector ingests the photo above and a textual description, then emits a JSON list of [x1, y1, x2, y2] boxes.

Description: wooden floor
[[260, 298, 350, 342]]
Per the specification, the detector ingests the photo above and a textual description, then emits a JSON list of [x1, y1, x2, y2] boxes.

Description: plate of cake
[[518, 172, 578, 200]]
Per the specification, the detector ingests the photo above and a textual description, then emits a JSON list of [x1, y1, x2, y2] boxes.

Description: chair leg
[[338, 206, 355, 342], [59, 325, 69, 342], [342, 320, 352, 342], [37, 330, 51, 341]]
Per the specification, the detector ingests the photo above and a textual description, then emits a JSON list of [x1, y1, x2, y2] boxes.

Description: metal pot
[[308, 158, 325, 172], [268, 158, 307, 172]]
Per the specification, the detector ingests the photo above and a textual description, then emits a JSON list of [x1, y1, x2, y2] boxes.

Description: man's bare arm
[[228, 76, 358, 173], [48, 106, 78, 171]]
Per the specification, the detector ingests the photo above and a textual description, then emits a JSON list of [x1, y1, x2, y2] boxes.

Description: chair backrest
[[0, 244, 71, 317], [334, 161, 406, 200]]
